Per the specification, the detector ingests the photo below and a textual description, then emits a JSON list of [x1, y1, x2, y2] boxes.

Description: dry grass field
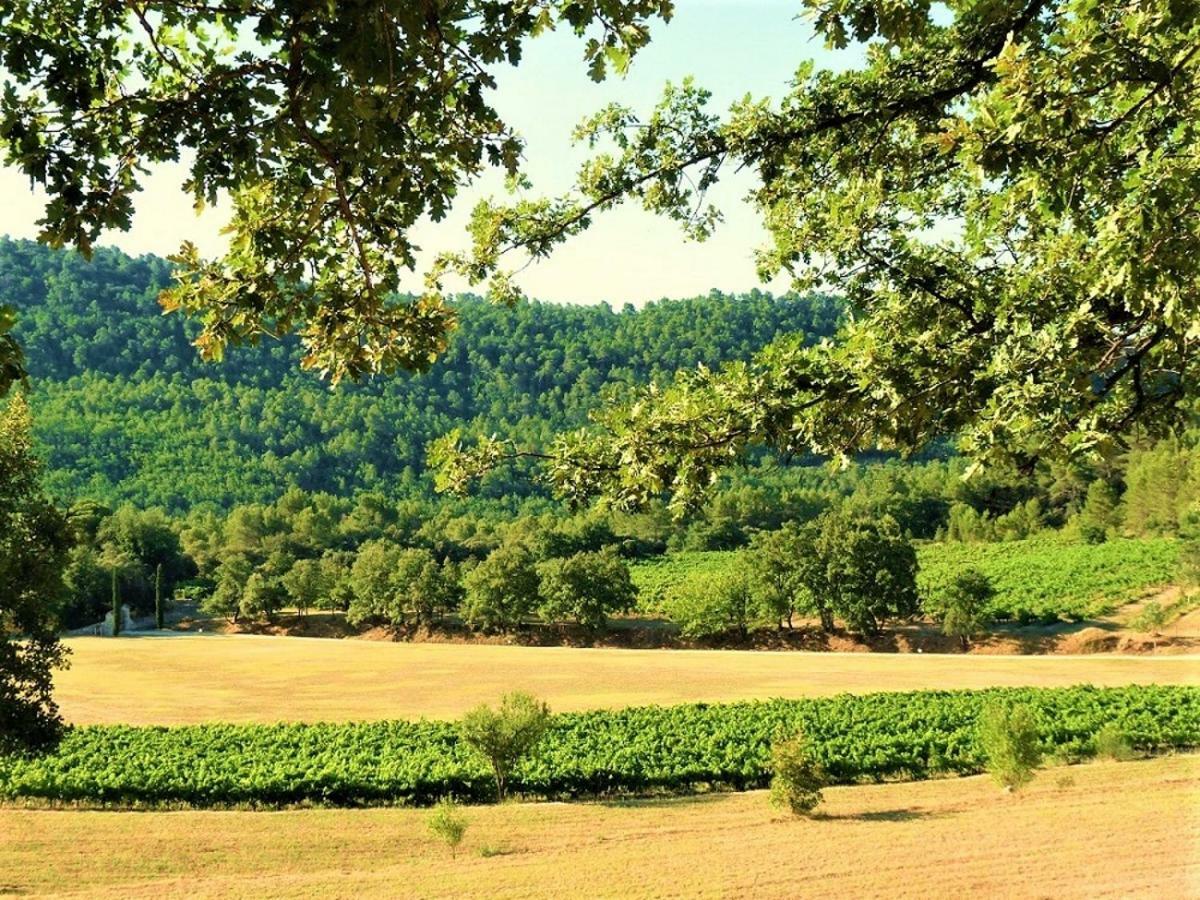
[[54, 634, 1200, 725], [2, 755, 1196, 898]]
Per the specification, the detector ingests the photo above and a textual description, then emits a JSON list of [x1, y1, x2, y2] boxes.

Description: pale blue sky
[[0, 1, 856, 304]]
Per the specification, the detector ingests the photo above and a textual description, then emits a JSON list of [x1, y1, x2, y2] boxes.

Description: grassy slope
[[55, 634, 1200, 726], [2, 756, 1196, 898], [632, 537, 1180, 620]]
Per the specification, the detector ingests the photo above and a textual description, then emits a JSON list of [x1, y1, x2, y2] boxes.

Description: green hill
[[0, 237, 839, 510]]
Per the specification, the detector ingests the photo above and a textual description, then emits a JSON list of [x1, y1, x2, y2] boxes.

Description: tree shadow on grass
[[817, 807, 942, 823], [596, 793, 731, 811]]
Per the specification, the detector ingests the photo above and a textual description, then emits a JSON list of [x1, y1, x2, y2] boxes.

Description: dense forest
[[2, 238, 841, 510]]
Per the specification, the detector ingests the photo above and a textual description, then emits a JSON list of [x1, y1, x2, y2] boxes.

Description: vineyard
[[916, 537, 1180, 621], [631, 551, 737, 612], [631, 537, 1180, 622], [3, 685, 1195, 808]]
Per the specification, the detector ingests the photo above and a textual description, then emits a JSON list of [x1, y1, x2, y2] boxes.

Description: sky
[[0, 1, 856, 305]]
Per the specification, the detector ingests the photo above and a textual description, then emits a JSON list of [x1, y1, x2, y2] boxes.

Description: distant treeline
[[56, 438, 1198, 631], [1, 237, 840, 509]]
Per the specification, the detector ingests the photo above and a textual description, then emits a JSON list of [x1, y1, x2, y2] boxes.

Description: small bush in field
[[427, 799, 468, 856], [977, 702, 1042, 791], [459, 692, 551, 801], [1093, 724, 1136, 761], [1055, 774, 1076, 790], [769, 730, 825, 816]]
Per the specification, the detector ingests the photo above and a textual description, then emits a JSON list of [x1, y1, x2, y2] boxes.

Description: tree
[[458, 692, 551, 802], [239, 571, 286, 622], [769, 730, 825, 817], [0, 394, 72, 753], [154, 563, 165, 630], [346, 540, 405, 627], [436, 0, 1200, 512], [793, 512, 920, 635], [281, 558, 328, 620], [318, 551, 356, 614], [462, 544, 540, 633], [2, 240, 836, 512], [536, 547, 636, 631], [202, 555, 254, 623], [746, 525, 808, 628], [0, 1, 673, 392], [347, 545, 459, 629], [427, 799, 469, 857], [93, 506, 190, 616], [978, 702, 1042, 792], [61, 544, 109, 629], [667, 563, 763, 640], [97, 543, 135, 636], [1122, 439, 1199, 535], [1075, 480, 1122, 545], [935, 569, 994, 651]]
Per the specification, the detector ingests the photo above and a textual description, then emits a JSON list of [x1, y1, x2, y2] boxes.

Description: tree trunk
[[111, 568, 121, 637], [154, 563, 164, 630]]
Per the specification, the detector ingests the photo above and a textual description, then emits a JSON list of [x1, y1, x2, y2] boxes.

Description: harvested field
[[55, 633, 1200, 725], [2, 755, 1196, 898]]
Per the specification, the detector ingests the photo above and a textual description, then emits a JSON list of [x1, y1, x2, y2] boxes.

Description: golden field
[[3, 755, 1196, 898], [55, 633, 1200, 725]]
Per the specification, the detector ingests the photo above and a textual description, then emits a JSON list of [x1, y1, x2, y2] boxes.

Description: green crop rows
[[1, 685, 1194, 808], [631, 551, 737, 613], [916, 537, 1179, 622], [631, 538, 1179, 622]]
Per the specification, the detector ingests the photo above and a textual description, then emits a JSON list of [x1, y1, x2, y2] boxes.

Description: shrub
[[977, 702, 1042, 791], [459, 692, 550, 801], [1, 686, 1193, 807], [1092, 724, 1135, 762], [1130, 601, 1168, 634], [769, 731, 825, 816], [427, 798, 468, 856], [916, 536, 1179, 623]]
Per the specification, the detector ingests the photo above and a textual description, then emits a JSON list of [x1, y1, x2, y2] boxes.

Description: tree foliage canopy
[[2, 1, 1196, 514], [438, 0, 1200, 510], [0, 0, 673, 389], [0, 394, 71, 753]]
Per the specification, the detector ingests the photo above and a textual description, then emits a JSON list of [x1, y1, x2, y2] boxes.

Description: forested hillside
[[1, 238, 839, 509]]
